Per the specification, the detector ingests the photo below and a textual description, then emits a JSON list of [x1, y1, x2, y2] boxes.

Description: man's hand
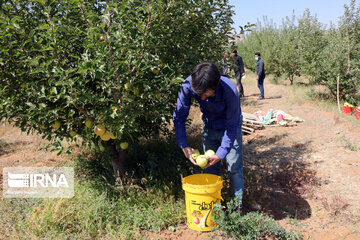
[[182, 147, 199, 165], [242, 73, 245, 77], [256, 76, 259, 81], [204, 155, 221, 168]]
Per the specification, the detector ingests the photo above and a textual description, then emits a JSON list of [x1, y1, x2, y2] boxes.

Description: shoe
[[257, 96, 264, 100]]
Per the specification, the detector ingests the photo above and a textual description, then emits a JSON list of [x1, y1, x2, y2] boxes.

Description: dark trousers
[[235, 72, 244, 97], [258, 77, 265, 98]]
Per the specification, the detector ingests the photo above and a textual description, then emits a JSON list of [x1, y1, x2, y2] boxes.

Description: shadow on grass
[[265, 95, 282, 100], [242, 133, 316, 220], [241, 99, 265, 108], [73, 130, 204, 200]]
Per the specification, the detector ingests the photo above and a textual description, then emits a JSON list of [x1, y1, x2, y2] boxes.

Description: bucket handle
[[204, 188, 224, 201]]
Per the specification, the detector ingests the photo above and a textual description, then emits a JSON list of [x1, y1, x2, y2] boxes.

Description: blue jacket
[[172, 75, 242, 160]]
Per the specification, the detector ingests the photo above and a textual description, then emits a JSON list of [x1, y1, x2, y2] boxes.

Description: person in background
[[219, 52, 229, 77], [173, 62, 244, 206], [230, 49, 245, 98], [255, 52, 265, 100]]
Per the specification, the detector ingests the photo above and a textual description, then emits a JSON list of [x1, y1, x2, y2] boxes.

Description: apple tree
[[0, 0, 234, 177]]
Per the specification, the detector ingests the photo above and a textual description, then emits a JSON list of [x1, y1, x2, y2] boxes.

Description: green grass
[[341, 135, 359, 151], [1, 137, 194, 239], [213, 198, 302, 240]]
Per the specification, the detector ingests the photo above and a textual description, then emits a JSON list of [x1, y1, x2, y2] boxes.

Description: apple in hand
[[196, 155, 208, 168], [191, 151, 200, 161], [205, 150, 215, 157]]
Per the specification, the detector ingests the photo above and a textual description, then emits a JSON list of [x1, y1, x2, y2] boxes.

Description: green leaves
[[0, 0, 234, 154]]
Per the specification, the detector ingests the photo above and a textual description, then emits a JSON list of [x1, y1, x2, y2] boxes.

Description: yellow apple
[[205, 150, 215, 157], [69, 130, 77, 137], [125, 83, 131, 90], [99, 35, 105, 41], [134, 88, 139, 96], [191, 151, 200, 161], [196, 155, 208, 168], [109, 132, 117, 139], [99, 145, 105, 152], [85, 119, 93, 128], [152, 68, 159, 75], [94, 125, 106, 136], [100, 132, 111, 141], [120, 142, 128, 150], [155, 93, 161, 100], [52, 120, 61, 130]]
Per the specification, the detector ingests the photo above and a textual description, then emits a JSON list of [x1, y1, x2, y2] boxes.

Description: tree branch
[[146, 0, 151, 28], [70, 93, 89, 118]]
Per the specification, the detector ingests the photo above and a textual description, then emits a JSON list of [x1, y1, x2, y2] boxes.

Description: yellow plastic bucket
[[182, 174, 223, 231]]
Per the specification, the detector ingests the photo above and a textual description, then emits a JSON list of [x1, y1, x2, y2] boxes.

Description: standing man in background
[[255, 52, 265, 100], [231, 50, 245, 98]]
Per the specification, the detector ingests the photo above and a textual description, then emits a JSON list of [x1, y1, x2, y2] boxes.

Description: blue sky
[[229, 0, 352, 31]]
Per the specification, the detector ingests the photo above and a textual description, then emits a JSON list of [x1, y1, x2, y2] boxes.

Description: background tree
[[296, 9, 327, 83], [235, 0, 360, 104], [278, 13, 301, 85]]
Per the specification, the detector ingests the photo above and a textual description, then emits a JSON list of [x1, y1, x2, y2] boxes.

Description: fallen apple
[[194, 217, 200, 224], [196, 155, 208, 168]]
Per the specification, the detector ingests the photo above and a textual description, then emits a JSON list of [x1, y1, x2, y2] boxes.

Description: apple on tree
[[94, 125, 106, 136], [52, 120, 61, 130]]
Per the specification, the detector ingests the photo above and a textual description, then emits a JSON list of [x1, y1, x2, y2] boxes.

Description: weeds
[[213, 198, 303, 240], [341, 135, 358, 151]]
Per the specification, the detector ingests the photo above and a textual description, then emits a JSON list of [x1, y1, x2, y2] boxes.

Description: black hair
[[191, 62, 220, 96], [232, 49, 237, 54], [255, 52, 261, 56]]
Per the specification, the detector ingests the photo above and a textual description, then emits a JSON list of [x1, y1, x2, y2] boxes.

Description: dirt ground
[[1, 77, 360, 240]]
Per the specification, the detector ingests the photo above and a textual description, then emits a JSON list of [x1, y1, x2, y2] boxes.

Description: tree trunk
[[336, 73, 341, 113], [289, 75, 294, 85], [108, 144, 126, 180], [346, 26, 351, 75]]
